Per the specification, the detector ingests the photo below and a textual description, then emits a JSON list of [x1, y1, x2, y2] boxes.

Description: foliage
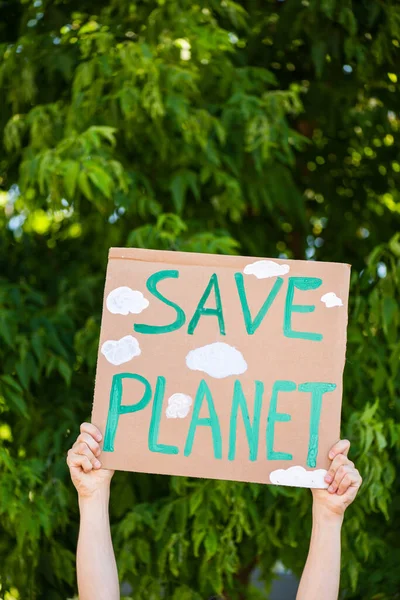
[[1, 0, 400, 598]]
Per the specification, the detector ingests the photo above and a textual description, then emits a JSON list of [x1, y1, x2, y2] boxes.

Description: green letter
[[187, 273, 225, 335], [148, 376, 179, 455], [228, 380, 264, 461], [184, 379, 222, 459], [103, 373, 152, 452], [235, 273, 284, 335], [266, 380, 296, 461], [134, 269, 186, 334], [298, 382, 337, 467], [284, 277, 323, 341]]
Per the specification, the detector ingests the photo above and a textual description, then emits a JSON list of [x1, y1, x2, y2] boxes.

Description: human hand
[[312, 439, 362, 519], [67, 422, 114, 499]]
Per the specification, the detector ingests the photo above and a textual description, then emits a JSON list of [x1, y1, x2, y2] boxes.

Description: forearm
[[296, 507, 343, 600], [77, 489, 119, 600]]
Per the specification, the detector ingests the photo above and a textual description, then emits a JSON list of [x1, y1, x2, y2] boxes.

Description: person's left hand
[[312, 439, 362, 518]]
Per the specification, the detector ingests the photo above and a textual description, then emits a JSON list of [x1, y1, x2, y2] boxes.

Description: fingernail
[[328, 485, 334, 493], [94, 459, 101, 468], [97, 434, 102, 442], [329, 451, 334, 459], [325, 474, 333, 483]]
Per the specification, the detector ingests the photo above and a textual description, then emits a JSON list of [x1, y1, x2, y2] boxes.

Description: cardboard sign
[[91, 248, 350, 488]]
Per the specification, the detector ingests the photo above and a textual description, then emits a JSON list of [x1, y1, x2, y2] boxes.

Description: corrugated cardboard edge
[[90, 256, 113, 418], [338, 263, 352, 431], [108, 246, 352, 270]]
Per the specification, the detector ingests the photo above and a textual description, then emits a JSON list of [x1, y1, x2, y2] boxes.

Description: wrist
[[78, 487, 110, 511], [312, 503, 344, 527]]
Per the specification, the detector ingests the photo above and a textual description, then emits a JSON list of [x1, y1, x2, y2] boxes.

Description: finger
[[67, 451, 94, 473], [328, 439, 350, 460], [80, 422, 102, 442], [337, 472, 353, 496], [337, 470, 362, 497], [327, 464, 353, 494], [325, 454, 354, 484], [72, 442, 101, 468], [77, 432, 101, 457]]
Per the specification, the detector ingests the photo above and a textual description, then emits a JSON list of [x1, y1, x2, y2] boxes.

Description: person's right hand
[[67, 422, 114, 498]]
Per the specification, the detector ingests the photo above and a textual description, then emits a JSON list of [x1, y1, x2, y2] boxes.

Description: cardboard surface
[[91, 248, 350, 487]]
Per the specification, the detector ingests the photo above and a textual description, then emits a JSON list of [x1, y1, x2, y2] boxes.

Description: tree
[[1, 1, 400, 598]]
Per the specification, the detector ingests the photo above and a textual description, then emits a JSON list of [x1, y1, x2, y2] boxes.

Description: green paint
[[228, 380, 264, 461], [266, 380, 296, 461], [103, 373, 152, 452], [235, 273, 284, 335], [148, 376, 179, 455], [299, 382, 337, 467], [184, 379, 222, 459], [283, 276, 323, 341], [187, 273, 225, 335], [134, 269, 186, 334]]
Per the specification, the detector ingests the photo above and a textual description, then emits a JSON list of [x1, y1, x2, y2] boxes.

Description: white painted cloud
[[321, 292, 343, 308], [186, 342, 247, 379], [101, 335, 141, 366], [166, 393, 193, 419], [269, 466, 329, 489], [243, 260, 290, 279], [106, 286, 149, 315]]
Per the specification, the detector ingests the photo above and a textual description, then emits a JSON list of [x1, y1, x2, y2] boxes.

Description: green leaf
[[87, 165, 114, 199], [174, 499, 188, 533], [57, 359, 72, 385], [15, 360, 30, 390], [389, 233, 400, 257], [382, 296, 397, 335], [87, 126, 117, 147], [375, 428, 387, 451], [1, 381, 28, 417], [31, 331, 45, 364], [62, 159, 80, 200], [321, 0, 337, 19], [339, 7, 358, 35], [1, 374, 23, 393], [78, 170, 94, 200], [311, 39, 327, 78], [136, 538, 151, 564], [169, 170, 199, 214], [155, 504, 173, 540], [361, 400, 379, 423], [189, 489, 203, 516], [204, 528, 218, 559], [0, 313, 14, 346], [193, 529, 206, 557]]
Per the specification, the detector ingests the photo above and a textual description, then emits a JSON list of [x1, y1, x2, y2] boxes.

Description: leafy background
[[1, 0, 400, 599]]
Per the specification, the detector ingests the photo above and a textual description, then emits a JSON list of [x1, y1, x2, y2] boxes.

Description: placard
[[91, 248, 350, 488]]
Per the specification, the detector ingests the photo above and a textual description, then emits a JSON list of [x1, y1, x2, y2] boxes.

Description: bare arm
[[296, 440, 362, 600], [296, 505, 343, 600], [67, 422, 119, 600]]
